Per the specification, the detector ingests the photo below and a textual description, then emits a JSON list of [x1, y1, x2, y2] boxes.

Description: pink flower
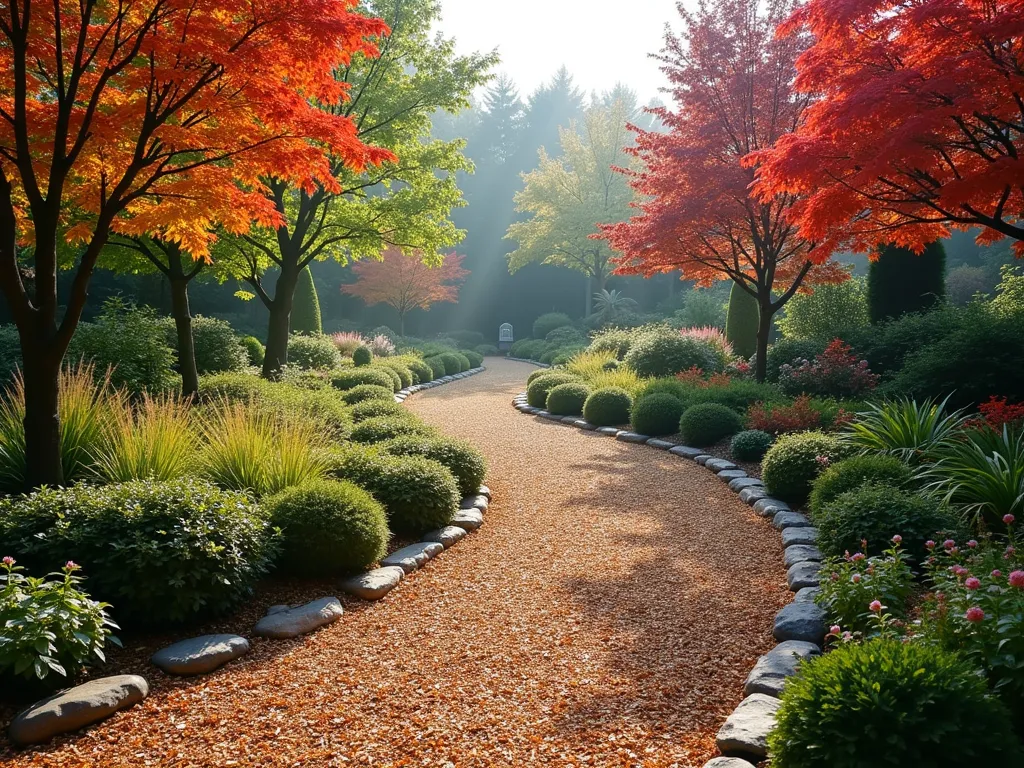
[[869, 600, 883, 613], [1006, 546, 1016, 559], [830, 572, 839, 581], [965, 577, 981, 590], [951, 565, 969, 577], [815, 455, 831, 467], [943, 539, 956, 550], [891, 535, 902, 544], [851, 574, 862, 583], [967, 540, 978, 549], [925, 540, 936, 550], [1009, 570, 1024, 589], [1, 556, 14, 566], [992, 570, 1003, 579], [1004, 514, 1016, 526], [830, 625, 841, 635], [64, 560, 79, 571], [851, 552, 866, 562], [966, 606, 985, 623]]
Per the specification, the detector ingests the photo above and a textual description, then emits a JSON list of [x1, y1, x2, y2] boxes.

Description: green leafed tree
[[222, 0, 497, 376]]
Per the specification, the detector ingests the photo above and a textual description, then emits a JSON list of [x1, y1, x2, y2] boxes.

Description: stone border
[[393, 365, 486, 403], [511, 390, 824, 767]]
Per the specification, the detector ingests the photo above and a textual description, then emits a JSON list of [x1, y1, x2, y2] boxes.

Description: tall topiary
[[291, 266, 322, 335], [725, 282, 759, 358], [868, 241, 946, 322]]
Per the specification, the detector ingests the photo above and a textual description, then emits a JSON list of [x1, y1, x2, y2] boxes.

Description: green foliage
[[762, 431, 853, 504], [946, 264, 991, 305], [350, 399, 408, 423], [991, 264, 1024, 318], [533, 312, 574, 340], [340, 384, 395, 405], [447, 330, 485, 348], [434, 352, 464, 376], [678, 403, 743, 447], [93, 394, 196, 484], [545, 325, 587, 348], [814, 484, 958, 563], [418, 341, 458, 358], [810, 455, 913, 515], [0, 560, 119, 685], [730, 429, 774, 461], [197, 372, 267, 403], [0, 479, 275, 626], [353, 345, 373, 367], [401, 356, 434, 384], [546, 382, 591, 416], [240, 335, 265, 367], [475, 344, 499, 357], [452, 351, 472, 372], [424, 355, 447, 380], [583, 387, 633, 427], [527, 368, 557, 385], [815, 542, 915, 634], [725, 282, 759, 358], [264, 479, 388, 576], [768, 639, 1021, 768], [350, 415, 435, 444], [381, 434, 486, 497], [623, 333, 720, 378], [764, 338, 827, 382], [635, 377, 689, 402], [462, 350, 484, 368], [845, 396, 967, 465], [678, 380, 785, 414], [630, 393, 685, 437], [374, 365, 402, 392], [676, 287, 727, 329], [287, 334, 341, 370], [868, 241, 946, 322], [291, 266, 322, 335], [777, 277, 870, 340], [526, 372, 580, 408], [331, 367, 395, 392], [189, 316, 249, 374], [0, 325, 21, 383], [586, 327, 634, 360]]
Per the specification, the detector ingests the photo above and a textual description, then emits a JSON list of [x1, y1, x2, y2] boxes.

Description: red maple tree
[[0, 0, 393, 486], [753, 0, 1024, 257], [342, 248, 468, 336], [602, 0, 846, 381]]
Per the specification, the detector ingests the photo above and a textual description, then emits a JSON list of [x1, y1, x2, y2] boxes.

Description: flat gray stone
[[743, 641, 820, 697], [773, 602, 827, 644], [718, 469, 748, 482], [739, 486, 771, 504], [561, 416, 579, 424], [752, 497, 789, 517], [477, 485, 491, 499], [9, 675, 149, 746], [784, 545, 823, 568], [596, 427, 621, 436], [575, 420, 597, 430], [381, 542, 444, 574], [151, 634, 249, 676], [460, 494, 489, 511], [267, 604, 290, 615], [340, 568, 405, 601], [705, 458, 737, 472], [646, 438, 675, 449], [794, 586, 820, 604], [539, 412, 563, 421], [773, 510, 813, 530], [729, 477, 764, 492], [422, 525, 468, 549], [451, 508, 484, 531], [254, 597, 344, 638], [669, 445, 704, 459], [704, 759, 756, 768], [695, 455, 714, 466], [788, 561, 821, 590], [616, 431, 650, 444], [782, 526, 818, 547], [715, 694, 780, 759]]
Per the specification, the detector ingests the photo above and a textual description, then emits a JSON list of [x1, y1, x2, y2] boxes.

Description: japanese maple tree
[[602, 0, 845, 381], [342, 247, 467, 335], [0, 0, 391, 487], [754, 0, 1024, 256]]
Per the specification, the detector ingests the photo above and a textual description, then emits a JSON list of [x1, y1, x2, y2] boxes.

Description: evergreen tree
[[291, 266, 323, 335], [868, 241, 947, 322], [726, 282, 760, 359]]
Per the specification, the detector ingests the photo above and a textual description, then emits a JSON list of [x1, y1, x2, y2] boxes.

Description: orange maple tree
[[342, 247, 467, 336], [753, 0, 1024, 257], [601, 0, 846, 381], [0, 0, 393, 486]]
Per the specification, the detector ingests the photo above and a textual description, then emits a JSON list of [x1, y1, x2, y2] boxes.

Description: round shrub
[[264, 479, 388, 576], [453, 351, 472, 372], [381, 435, 486, 496], [533, 312, 573, 340], [339, 384, 395, 405], [631, 393, 685, 437], [353, 345, 373, 366], [330, 367, 395, 392], [327, 448, 458, 535], [350, 399, 408, 422], [437, 352, 464, 376], [527, 367, 557, 386], [624, 334, 720, 378], [768, 639, 1021, 768], [240, 335, 265, 367], [288, 334, 341, 370], [261, 384, 353, 440], [189, 316, 249, 374], [730, 429, 774, 461], [350, 416, 435, 444], [526, 372, 580, 408], [475, 344, 498, 357], [546, 382, 591, 416], [678, 403, 742, 447], [764, 337, 827, 382], [374, 365, 402, 392], [583, 387, 633, 427], [424, 355, 447, 380], [814, 484, 958, 562], [462, 350, 484, 368], [374, 360, 412, 389], [403, 357, 434, 384], [809, 455, 913, 515], [197, 372, 267, 403], [636, 377, 691, 402], [0, 479, 275, 627], [761, 431, 854, 504]]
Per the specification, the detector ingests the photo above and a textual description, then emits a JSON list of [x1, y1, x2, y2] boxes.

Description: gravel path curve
[[3, 359, 788, 767]]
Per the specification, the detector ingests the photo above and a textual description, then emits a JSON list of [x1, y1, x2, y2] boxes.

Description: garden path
[[3, 359, 788, 768]]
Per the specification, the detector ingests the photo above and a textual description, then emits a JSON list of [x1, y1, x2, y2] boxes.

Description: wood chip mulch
[[1, 359, 788, 767]]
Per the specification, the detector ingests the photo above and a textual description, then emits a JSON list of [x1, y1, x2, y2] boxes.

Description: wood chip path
[[2, 359, 788, 767]]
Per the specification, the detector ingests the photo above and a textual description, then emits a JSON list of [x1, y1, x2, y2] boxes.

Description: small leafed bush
[[353, 345, 373, 366], [475, 344, 499, 357], [339, 384, 395, 406], [197, 372, 267, 403], [350, 416, 435, 444], [240, 335, 265, 366], [677, 379, 785, 414], [330, 367, 395, 392], [768, 639, 1021, 768], [815, 540, 915, 635], [374, 365, 402, 392], [533, 312, 573, 340], [809, 455, 913, 515], [436, 353, 464, 376], [763, 337, 827, 382], [546, 382, 591, 416], [287, 334, 341, 370], [462, 350, 484, 368], [624, 333, 720, 378], [761, 431, 853, 504], [583, 387, 633, 427], [730, 429, 774, 461], [264, 479, 389, 576], [526, 372, 579, 408], [779, 340, 879, 399], [189, 316, 249, 374], [678, 403, 742, 447], [527, 368, 556, 386], [401, 357, 434, 384], [350, 399, 408, 422], [375, 360, 412, 390], [381, 435, 486, 497], [424, 355, 447, 380], [631, 393, 685, 437]]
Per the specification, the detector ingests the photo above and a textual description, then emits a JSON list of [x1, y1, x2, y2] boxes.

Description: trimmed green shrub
[[437, 353, 464, 376], [586, 327, 634, 360], [265, 479, 388, 576], [527, 367, 557, 385], [197, 372, 267, 403], [545, 326, 587, 348], [769, 639, 1021, 768], [424, 355, 447, 380], [624, 333, 720, 377], [339, 384, 395, 406], [526, 372, 580, 408], [868, 241, 946, 323], [287, 334, 340, 370], [381, 435, 486, 496], [814, 484, 958, 563], [583, 387, 633, 427], [330, 367, 395, 392], [374, 365, 402, 392], [764, 338, 827, 382], [350, 416, 435, 444], [400, 357, 433, 384], [533, 312, 573, 340], [462, 350, 484, 368], [453, 351, 472, 372], [0, 479, 275, 626], [240, 335, 265, 367], [809, 455, 913, 515], [762, 431, 854, 504], [188, 316, 248, 374], [546, 382, 591, 416], [475, 344, 499, 357], [353, 345, 373, 367], [262, 384, 352, 440], [350, 398, 408, 423], [327, 448, 458, 535], [291, 266, 322, 335], [730, 429, 774, 461], [679, 403, 743, 447], [417, 341, 457, 358], [725, 282, 759, 358], [678, 380, 785, 414], [550, 346, 586, 366], [635, 377, 690, 402], [375, 360, 412, 389], [631, 393, 685, 436], [777, 277, 870, 341]]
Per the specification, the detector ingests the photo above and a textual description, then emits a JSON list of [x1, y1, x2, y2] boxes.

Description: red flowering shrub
[[778, 339, 879, 398], [747, 395, 854, 435], [975, 396, 1024, 432]]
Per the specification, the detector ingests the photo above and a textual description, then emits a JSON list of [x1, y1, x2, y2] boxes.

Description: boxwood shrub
[[350, 399, 408, 422], [762, 431, 854, 504], [809, 455, 913, 515], [330, 367, 395, 392], [526, 372, 580, 408], [527, 367, 557, 386], [624, 334, 720, 377], [678, 403, 742, 447], [436, 353, 464, 376], [582, 387, 633, 427], [630, 393, 685, 436], [424, 355, 447, 380], [288, 334, 341, 370], [349, 416, 435, 444], [381, 435, 486, 496], [453, 351, 473, 372], [462, 350, 484, 368], [339, 384, 395, 406], [401, 357, 434, 384], [374, 365, 402, 392], [189, 316, 249, 374], [240, 335, 265, 367], [353, 345, 373, 366], [198, 372, 267, 403], [546, 382, 591, 416], [730, 429, 774, 461]]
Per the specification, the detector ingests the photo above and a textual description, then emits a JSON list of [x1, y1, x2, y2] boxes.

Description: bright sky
[[435, 0, 683, 104]]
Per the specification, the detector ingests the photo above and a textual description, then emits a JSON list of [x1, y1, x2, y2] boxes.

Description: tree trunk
[[262, 266, 299, 378], [168, 276, 199, 398], [21, 342, 63, 488], [585, 276, 593, 317], [398, 311, 405, 337], [754, 293, 774, 383]]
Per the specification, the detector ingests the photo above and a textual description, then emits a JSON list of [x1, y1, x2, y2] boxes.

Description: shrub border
[[392, 365, 486, 404]]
